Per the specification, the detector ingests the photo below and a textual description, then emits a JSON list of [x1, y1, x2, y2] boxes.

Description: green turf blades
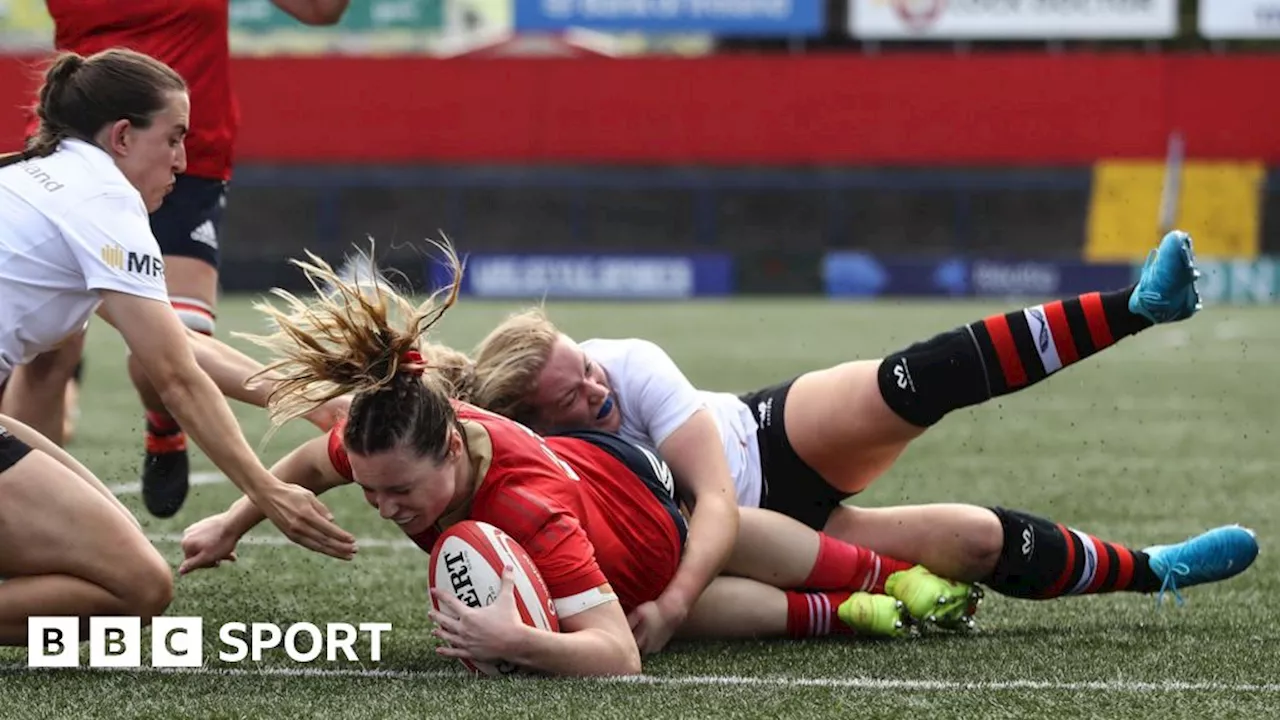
[[3, 297, 1274, 718]]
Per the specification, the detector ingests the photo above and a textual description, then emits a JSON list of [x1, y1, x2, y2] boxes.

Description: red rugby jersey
[[38, 0, 237, 181], [327, 402, 683, 614]]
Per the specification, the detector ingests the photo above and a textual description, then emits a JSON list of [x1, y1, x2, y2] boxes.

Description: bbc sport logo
[[28, 617, 392, 668]]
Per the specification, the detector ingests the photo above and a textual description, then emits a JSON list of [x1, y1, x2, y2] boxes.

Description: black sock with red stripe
[[145, 409, 186, 454], [984, 507, 1160, 599], [142, 312, 214, 455], [877, 286, 1152, 427]]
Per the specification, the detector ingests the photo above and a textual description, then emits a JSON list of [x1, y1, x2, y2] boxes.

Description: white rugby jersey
[[580, 338, 763, 508], [0, 139, 168, 383]]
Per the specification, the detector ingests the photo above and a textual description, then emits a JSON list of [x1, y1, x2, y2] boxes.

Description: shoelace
[[1155, 560, 1191, 608], [1138, 243, 1200, 321]]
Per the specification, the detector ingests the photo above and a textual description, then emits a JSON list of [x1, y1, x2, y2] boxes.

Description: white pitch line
[[147, 533, 417, 550], [615, 675, 1280, 693], [2, 664, 1277, 693], [108, 471, 225, 496]]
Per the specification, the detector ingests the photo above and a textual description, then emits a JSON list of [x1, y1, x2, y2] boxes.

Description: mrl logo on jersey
[[28, 617, 392, 668], [101, 243, 165, 279]]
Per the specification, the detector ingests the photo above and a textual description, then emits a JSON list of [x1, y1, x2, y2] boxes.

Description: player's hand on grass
[[260, 482, 357, 561], [628, 595, 688, 655], [178, 513, 240, 575], [303, 394, 351, 431], [430, 568, 521, 663]]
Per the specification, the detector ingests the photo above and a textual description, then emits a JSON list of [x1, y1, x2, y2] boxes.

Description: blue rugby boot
[[1144, 525, 1259, 607], [1129, 230, 1203, 324]]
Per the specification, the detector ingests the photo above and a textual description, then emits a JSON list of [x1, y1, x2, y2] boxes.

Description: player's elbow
[[588, 632, 642, 677], [611, 623, 644, 676], [691, 488, 740, 527], [610, 642, 642, 677]]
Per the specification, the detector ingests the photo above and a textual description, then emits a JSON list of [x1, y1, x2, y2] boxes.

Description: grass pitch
[[3, 297, 1277, 719]]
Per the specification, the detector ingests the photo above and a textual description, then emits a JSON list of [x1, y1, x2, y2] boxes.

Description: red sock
[[785, 591, 855, 638], [144, 409, 185, 453], [803, 533, 913, 594], [145, 409, 180, 434], [143, 300, 211, 454]]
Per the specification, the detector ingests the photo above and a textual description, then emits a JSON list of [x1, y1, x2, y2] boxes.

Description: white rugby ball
[[428, 520, 560, 676]]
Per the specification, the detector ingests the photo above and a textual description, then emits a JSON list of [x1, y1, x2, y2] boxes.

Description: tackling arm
[[641, 409, 739, 646], [222, 435, 350, 541], [178, 435, 351, 574]]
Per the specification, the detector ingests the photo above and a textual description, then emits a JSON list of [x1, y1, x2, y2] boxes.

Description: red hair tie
[[400, 350, 426, 376]]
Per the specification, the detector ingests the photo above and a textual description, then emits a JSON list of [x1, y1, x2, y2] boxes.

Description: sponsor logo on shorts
[[190, 219, 218, 250], [757, 398, 774, 427]]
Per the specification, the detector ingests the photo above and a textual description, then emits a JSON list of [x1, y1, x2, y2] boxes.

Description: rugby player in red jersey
[[177, 247, 986, 675], [178, 243, 1259, 674]]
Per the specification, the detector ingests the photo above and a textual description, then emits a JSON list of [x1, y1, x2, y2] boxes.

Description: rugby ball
[[428, 520, 560, 676]]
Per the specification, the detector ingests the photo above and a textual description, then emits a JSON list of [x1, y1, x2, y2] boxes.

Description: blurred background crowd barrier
[[1, 0, 1276, 304]]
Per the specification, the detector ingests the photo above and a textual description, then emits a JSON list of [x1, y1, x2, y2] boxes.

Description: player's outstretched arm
[[431, 577, 641, 677], [102, 292, 350, 549], [179, 435, 351, 574]]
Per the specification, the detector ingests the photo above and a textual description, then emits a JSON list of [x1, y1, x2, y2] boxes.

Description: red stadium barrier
[[0, 53, 1276, 165]]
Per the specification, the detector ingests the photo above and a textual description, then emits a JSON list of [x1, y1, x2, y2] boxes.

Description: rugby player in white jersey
[[0, 48, 354, 644], [465, 247, 1257, 652]]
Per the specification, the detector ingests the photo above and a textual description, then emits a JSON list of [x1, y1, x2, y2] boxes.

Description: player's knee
[[170, 297, 216, 336], [115, 547, 175, 621], [955, 511, 1004, 580], [26, 336, 85, 378], [821, 504, 864, 539], [877, 328, 988, 427]]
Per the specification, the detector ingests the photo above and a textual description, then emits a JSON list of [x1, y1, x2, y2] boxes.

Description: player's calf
[[876, 233, 1200, 428], [979, 509, 1257, 606], [134, 298, 215, 518]]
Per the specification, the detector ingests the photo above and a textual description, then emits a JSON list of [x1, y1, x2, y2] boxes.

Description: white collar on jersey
[[58, 137, 127, 175]]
